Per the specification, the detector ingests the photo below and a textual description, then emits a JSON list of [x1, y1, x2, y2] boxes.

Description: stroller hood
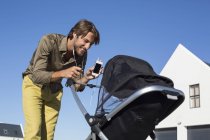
[[101, 55, 174, 99]]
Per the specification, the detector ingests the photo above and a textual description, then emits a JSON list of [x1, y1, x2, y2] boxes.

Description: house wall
[[153, 44, 210, 140]]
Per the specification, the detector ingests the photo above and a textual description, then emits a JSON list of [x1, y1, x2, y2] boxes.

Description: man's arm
[[31, 36, 54, 85], [51, 66, 83, 82]]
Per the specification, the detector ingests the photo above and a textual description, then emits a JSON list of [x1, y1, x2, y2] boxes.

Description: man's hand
[[84, 66, 103, 80], [72, 66, 103, 91], [62, 66, 83, 79]]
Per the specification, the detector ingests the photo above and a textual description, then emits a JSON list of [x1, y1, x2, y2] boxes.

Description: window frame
[[189, 84, 200, 108]]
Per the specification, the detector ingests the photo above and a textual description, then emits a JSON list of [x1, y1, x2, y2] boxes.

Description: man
[[22, 19, 100, 140]]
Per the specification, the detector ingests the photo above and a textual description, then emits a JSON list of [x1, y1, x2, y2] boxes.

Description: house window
[[189, 84, 200, 108]]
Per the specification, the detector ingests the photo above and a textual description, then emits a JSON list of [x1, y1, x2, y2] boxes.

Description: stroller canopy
[[101, 55, 174, 99]]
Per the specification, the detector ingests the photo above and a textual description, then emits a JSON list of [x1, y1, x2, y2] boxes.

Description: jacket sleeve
[[31, 35, 54, 85]]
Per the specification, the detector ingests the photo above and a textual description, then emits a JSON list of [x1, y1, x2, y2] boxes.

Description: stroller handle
[[68, 84, 109, 140], [70, 85, 88, 116]]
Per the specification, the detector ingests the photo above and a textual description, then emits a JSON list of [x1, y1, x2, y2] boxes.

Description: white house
[[151, 44, 210, 140]]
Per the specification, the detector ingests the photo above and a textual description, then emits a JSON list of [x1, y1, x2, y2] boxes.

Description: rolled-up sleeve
[[31, 36, 54, 85]]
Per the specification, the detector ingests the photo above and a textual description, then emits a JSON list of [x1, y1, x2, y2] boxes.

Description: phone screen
[[93, 63, 102, 74]]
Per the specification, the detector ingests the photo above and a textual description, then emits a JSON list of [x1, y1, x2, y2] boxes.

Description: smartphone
[[92, 59, 103, 77]]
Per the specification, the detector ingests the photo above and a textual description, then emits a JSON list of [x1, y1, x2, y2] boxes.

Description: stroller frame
[[67, 82, 184, 140]]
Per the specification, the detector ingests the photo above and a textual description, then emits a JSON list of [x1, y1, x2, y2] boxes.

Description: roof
[[204, 62, 210, 67], [0, 123, 23, 138]]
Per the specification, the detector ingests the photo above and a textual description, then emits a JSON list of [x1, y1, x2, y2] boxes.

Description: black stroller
[[66, 55, 185, 140]]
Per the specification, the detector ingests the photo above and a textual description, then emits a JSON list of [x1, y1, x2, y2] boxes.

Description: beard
[[74, 46, 86, 56]]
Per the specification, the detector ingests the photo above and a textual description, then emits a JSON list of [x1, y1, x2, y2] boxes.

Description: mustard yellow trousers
[[22, 76, 63, 140]]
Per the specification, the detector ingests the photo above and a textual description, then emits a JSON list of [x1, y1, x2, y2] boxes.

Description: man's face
[[74, 32, 95, 56]]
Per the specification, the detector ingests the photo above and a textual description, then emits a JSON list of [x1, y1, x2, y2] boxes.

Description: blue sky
[[0, 0, 210, 139]]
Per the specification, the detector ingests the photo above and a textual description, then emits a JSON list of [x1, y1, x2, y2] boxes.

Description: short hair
[[68, 19, 100, 45]]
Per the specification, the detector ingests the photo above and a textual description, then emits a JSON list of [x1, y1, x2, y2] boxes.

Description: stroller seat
[[92, 85, 184, 140], [67, 55, 185, 140]]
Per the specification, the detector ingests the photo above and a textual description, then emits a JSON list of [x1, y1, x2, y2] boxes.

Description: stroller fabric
[[101, 55, 174, 99]]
